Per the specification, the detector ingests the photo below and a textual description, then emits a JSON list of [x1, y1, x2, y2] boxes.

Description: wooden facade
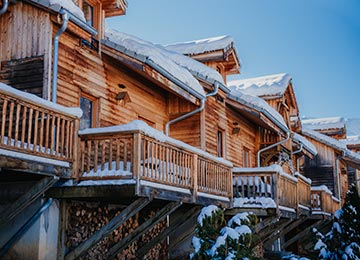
[[0, 0, 359, 258]]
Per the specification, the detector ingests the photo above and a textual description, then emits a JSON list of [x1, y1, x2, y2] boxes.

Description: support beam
[[253, 216, 279, 233], [136, 206, 201, 258], [282, 219, 323, 249], [263, 218, 294, 246], [0, 176, 57, 229], [108, 201, 182, 259], [65, 198, 150, 260], [168, 220, 197, 252]]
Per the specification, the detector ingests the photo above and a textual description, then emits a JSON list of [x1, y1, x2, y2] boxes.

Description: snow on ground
[[0, 82, 82, 118], [227, 89, 288, 132], [227, 73, 292, 98], [165, 35, 235, 56], [104, 29, 206, 98]]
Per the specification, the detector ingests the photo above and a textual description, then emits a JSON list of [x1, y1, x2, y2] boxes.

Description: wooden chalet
[[0, 0, 359, 259]]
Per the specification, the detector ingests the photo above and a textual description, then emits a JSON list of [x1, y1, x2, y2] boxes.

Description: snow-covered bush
[[313, 184, 360, 260], [190, 205, 261, 260]]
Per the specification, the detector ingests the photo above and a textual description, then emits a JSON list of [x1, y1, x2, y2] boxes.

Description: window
[[82, 1, 94, 26], [80, 94, 97, 130], [217, 130, 224, 157], [243, 147, 250, 167]]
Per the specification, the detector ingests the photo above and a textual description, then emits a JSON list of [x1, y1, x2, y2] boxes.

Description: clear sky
[[106, 0, 360, 119]]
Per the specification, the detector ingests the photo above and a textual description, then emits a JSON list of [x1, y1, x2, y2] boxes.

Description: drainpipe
[[52, 10, 69, 103], [293, 142, 303, 173], [0, 199, 53, 257], [0, 0, 9, 15], [257, 131, 290, 167], [335, 151, 345, 207], [165, 81, 219, 136]]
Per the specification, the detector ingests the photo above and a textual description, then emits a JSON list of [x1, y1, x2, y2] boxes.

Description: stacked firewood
[[66, 203, 139, 260], [139, 210, 168, 260]]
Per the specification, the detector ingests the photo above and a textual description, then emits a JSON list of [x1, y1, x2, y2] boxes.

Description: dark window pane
[[83, 1, 94, 26], [80, 96, 93, 130]]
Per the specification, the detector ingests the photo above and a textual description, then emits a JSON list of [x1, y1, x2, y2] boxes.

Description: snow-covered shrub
[[312, 184, 360, 260], [190, 205, 262, 260]]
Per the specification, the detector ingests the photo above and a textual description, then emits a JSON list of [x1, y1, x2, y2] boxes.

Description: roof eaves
[[102, 39, 206, 101], [227, 93, 289, 134]]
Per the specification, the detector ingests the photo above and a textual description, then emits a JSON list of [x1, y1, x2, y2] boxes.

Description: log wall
[[0, 2, 52, 98]]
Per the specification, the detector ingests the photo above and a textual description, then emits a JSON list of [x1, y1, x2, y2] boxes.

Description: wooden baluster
[[116, 139, 120, 171], [55, 116, 60, 155], [101, 140, 105, 171], [50, 114, 56, 154], [0, 99, 7, 144], [69, 121, 74, 159], [72, 119, 80, 178], [60, 118, 65, 156], [65, 120, 70, 158], [94, 140, 98, 173], [132, 132, 141, 182], [192, 154, 198, 202], [14, 103, 21, 145], [39, 112, 44, 153], [8, 101, 14, 145], [108, 138, 113, 171], [80, 141, 85, 174], [86, 140, 91, 173], [21, 106, 27, 149], [33, 110, 39, 152]]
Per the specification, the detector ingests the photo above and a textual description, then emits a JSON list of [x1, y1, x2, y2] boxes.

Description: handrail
[[78, 130, 233, 199], [0, 87, 80, 166]]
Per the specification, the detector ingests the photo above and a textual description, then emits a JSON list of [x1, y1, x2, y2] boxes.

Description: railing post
[[71, 118, 80, 179], [229, 169, 233, 204], [132, 132, 142, 195], [192, 154, 198, 202], [272, 172, 279, 213]]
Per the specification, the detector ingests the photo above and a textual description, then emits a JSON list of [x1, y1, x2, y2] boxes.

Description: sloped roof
[[227, 73, 292, 98], [302, 117, 346, 131], [293, 133, 317, 156], [164, 35, 235, 56], [103, 29, 206, 99], [227, 88, 289, 133], [302, 128, 347, 151], [341, 135, 360, 146], [160, 46, 225, 87]]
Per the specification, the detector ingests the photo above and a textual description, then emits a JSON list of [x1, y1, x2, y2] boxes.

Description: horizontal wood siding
[[226, 107, 258, 167], [0, 2, 51, 98]]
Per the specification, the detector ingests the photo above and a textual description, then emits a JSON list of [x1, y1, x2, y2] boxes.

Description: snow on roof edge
[[103, 29, 206, 100], [293, 133, 318, 156], [301, 128, 347, 151], [0, 82, 82, 118]]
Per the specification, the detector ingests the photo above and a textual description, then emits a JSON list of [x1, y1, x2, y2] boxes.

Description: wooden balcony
[[76, 122, 233, 207], [231, 166, 312, 218], [311, 186, 341, 218], [0, 84, 81, 176]]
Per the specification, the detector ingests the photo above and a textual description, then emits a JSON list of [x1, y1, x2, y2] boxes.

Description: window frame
[[79, 92, 98, 130], [217, 128, 225, 158]]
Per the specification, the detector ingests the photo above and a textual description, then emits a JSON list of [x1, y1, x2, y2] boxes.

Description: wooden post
[[192, 154, 198, 202], [229, 168, 233, 203], [71, 118, 80, 179], [272, 172, 279, 214], [132, 132, 141, 195]]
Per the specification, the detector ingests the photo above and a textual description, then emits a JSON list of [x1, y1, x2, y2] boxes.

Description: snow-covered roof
[[345, 118, 360, 136], [302, 117, 346, 131], [79, 120, 232, 167], [341, 135, 360, 145], [293, 133, 318, 156], [227, 88, 289, 133], [103, 29, 206, 99], [227, 73, 292, 98], [28, 0, 97, 35], [302, 128, 347, 151], [164, 35, 235, 56], [0, 82, 82, 118], [163, 48, 225, 87]]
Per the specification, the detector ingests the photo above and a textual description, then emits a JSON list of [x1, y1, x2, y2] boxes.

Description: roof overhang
[[101, 44, 201, 105], [226, 98, 286, 135], [101, 0, 127, 17]]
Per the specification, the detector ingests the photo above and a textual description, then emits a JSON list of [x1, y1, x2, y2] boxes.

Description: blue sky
[[107, 0, 360, 119]]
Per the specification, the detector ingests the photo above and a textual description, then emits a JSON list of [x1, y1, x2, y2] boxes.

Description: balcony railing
[[311, 186, 340, 215], [0, 83, 81, 171], [78, 123, 233, 201], [233, 166, 312, 214]]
